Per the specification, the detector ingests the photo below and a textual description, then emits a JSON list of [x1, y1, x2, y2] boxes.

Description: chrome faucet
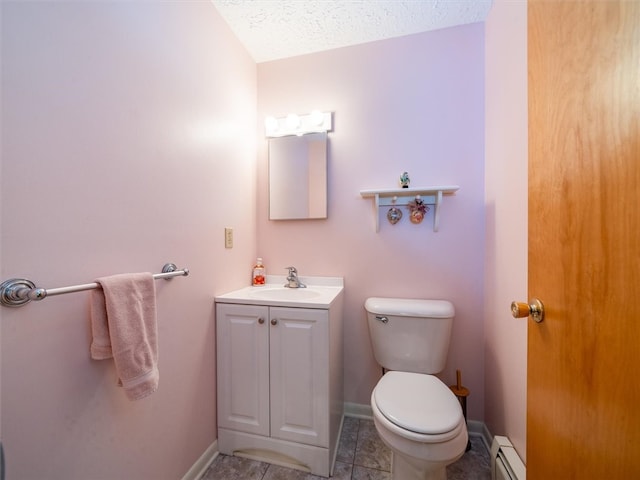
[[284, 267, 306, 288]]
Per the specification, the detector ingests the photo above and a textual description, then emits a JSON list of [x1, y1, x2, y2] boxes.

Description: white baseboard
[[181, 440, 218, 480], [344, 402, 373, 419], [468, 419, 492, 452]]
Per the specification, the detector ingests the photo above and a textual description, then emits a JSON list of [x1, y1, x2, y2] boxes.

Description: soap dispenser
[[252, 258, 266, 286]]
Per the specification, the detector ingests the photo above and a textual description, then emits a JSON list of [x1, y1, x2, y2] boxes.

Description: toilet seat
[[373, 371, 463, 436]]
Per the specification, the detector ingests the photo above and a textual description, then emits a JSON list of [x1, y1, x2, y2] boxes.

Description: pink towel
[[90, 272, 159, 401]]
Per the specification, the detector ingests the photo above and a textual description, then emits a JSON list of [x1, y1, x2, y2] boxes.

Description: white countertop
[[215, 275, 344, 309]]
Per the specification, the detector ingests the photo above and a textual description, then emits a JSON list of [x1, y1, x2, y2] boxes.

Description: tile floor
[[200, 417, 491, 479]]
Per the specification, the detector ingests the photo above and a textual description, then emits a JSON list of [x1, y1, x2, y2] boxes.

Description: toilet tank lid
[[365, 297, 454, 318]]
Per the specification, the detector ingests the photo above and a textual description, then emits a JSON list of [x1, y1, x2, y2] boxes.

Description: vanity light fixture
[[264, 111, 333, 137]]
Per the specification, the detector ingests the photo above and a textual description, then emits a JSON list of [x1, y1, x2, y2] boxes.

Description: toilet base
[[370, 373, 468, 480], [390, 451, 448, 480], [372, 394, 467, 480]]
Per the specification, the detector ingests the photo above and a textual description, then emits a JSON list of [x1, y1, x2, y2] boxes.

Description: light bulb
[[310, 110, 325, 127], [286, 114, 301, 130], [264, 116, 278, 134]]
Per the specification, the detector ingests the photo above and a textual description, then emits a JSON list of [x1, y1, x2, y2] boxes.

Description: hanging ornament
[[387, 196, 403, 225], [407, 195, 429, 224]]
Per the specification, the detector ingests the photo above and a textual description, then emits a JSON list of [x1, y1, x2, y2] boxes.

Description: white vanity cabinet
[[215, 278, 344, 477], [216, 304, 329, 446]]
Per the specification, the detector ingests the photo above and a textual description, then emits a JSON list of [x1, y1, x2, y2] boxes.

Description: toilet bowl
[[371, 371, 467, 480], [365, 297, 468, 480]]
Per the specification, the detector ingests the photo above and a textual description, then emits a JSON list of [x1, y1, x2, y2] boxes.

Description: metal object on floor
[[449, 369, 472, 452]]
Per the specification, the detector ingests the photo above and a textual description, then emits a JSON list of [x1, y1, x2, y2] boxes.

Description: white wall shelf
[[359, 185, 459, 232]]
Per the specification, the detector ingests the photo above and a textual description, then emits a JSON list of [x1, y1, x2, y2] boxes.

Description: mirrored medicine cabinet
[[268, 132, 328, 220]]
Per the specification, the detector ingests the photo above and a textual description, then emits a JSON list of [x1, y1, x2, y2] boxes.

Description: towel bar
[[0, 263, 189, 308]]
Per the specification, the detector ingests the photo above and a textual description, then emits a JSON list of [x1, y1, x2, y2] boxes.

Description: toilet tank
[[365, 297, 454, 374]]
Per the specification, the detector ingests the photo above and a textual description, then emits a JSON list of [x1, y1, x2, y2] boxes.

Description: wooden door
[[269, 307, 329, 447], [527, 1, 640, 478], [216, 303, 270, 437]]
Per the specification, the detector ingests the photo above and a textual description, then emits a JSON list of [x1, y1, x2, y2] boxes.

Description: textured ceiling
[[212, 0, 493, 63]]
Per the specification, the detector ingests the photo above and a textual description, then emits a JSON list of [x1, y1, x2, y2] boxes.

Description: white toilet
[[365, 297, 468, 480]]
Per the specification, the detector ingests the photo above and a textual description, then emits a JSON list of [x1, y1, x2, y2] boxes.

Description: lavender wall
[[0, 2, 256, 478], [257, 24, 486, 420], [484, 0, 528, 461]]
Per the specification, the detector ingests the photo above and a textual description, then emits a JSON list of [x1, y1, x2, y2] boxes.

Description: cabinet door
[[269, 307, 329, 447], [216, 303, 270, 436]]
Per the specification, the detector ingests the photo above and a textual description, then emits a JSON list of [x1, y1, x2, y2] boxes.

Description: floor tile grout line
[[351, 418, 362, 479]]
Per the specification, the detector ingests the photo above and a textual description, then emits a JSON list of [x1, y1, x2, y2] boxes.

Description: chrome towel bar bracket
[[0, 263, 189, 308]]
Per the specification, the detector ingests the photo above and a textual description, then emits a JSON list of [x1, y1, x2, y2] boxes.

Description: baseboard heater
[[491, 435, 526, 480]]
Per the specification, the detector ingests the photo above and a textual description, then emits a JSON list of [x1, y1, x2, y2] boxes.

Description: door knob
[[271, 318, 278, 326], [511, 298, 545, 323]]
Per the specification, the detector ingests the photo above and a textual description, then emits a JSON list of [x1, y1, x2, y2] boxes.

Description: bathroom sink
[[215, 275, 343, 308], [248, 287, 322, 301]]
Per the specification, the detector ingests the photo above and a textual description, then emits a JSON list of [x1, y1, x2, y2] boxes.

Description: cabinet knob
[[271, 318, 278, 326], [258, 317, 265, 324]]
